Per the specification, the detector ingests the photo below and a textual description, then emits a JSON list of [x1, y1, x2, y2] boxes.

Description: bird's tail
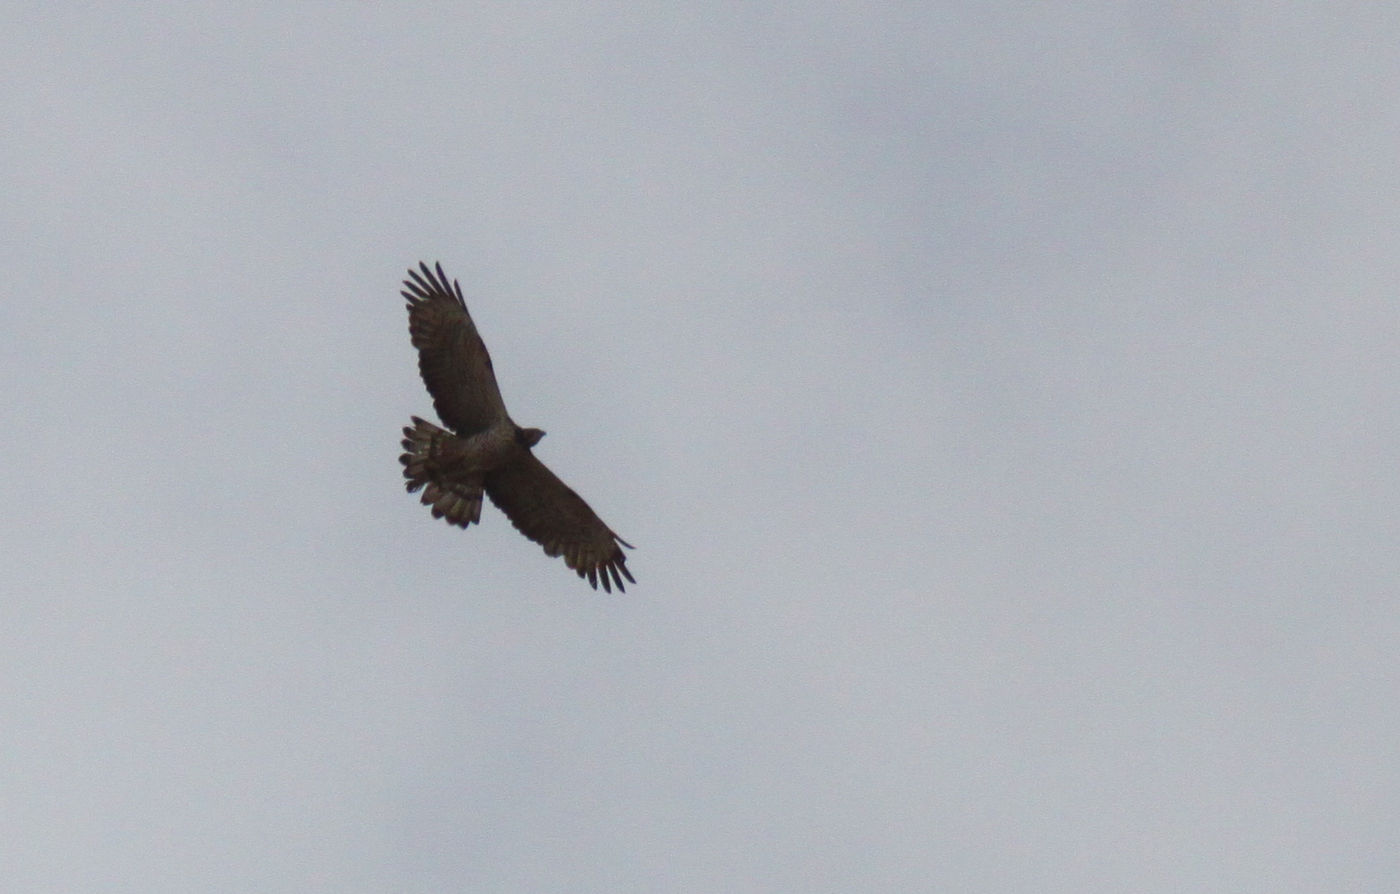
[[400, 417, 484, 527]]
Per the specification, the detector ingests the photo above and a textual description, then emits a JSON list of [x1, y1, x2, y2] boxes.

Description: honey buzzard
[[398, 262, 634, 592]]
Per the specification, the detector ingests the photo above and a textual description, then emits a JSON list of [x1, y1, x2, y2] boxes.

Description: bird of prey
[[398, 262, 634, 592]]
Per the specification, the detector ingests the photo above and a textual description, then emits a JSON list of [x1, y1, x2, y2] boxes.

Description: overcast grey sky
[[3, 4, 1397, 891]]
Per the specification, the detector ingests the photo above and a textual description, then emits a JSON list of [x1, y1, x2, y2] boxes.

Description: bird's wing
[[485, 452, 635, 593], [402, 261, 508, 435]]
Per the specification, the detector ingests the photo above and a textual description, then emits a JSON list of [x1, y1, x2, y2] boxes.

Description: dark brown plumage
[[399, 262, 634, 593]]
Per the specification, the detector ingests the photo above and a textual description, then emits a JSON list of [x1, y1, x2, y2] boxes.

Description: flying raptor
[[398, 262, 634, 592]]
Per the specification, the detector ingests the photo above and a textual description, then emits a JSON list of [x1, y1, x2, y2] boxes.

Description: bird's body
[[398, 262, 634, 592]]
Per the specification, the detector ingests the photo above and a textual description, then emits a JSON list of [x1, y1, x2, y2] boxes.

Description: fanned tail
[[399, 417, 484, 528]]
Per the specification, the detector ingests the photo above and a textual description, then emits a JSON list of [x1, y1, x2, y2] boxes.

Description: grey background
[[3, 4, 1396, 891]]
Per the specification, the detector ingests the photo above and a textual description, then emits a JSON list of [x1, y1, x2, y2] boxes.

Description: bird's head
[[516, 426, 546, 448]]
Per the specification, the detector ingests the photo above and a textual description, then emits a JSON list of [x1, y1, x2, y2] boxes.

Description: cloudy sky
[[3, 4, 1397, 891]]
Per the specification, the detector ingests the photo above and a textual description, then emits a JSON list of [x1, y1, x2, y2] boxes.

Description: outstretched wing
[[485, 452, 635, 593], [402, 262, 508, 435]]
